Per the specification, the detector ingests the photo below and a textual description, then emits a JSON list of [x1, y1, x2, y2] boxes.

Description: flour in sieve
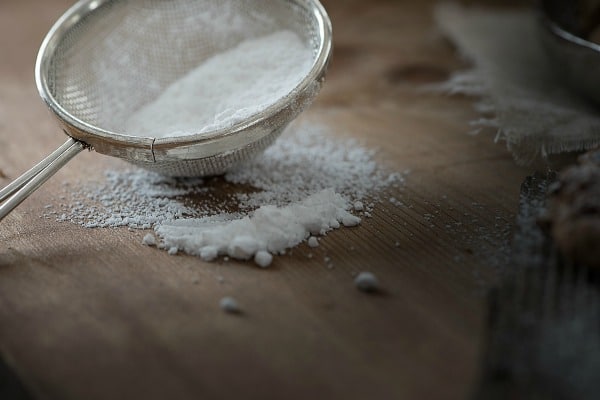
[[124, 31, 313, 138], [53, 119, 403, 265]]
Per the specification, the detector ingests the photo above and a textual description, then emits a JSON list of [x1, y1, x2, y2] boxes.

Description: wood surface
[[0, 1, 533, 399]]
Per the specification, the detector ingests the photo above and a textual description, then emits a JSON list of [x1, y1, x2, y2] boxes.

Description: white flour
[[219, 296, 241, 314], [156, 189, 359, 262], [124, 31, 312, 138], [354, 272, 380, 292], [54, 120, 403, 266]]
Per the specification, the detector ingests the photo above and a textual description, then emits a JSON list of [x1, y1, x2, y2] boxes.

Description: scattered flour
[[54, 120, 403, 265], [307, 236, 319, 248], [224, 122, 402, 208], [124, 31, 312, 138]]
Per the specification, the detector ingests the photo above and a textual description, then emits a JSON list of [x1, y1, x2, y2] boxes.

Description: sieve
[[0, 0, 332, 222]]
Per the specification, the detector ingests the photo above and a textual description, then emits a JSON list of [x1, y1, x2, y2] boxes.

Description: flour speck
[[254, 251, 273, 268], [219, 297, 241, 314], [307, 236, 319, 248], [354, 272, 380, 292], [142, 233, 157, 246]]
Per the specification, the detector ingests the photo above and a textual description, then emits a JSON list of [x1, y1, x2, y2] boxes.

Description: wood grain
[[0, 1, 533, 399]]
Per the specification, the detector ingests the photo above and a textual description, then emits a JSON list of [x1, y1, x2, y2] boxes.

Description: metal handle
[[0, 138, 84, 222]]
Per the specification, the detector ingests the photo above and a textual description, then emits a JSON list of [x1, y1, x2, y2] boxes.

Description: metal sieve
[[0, 0, 332, 221]]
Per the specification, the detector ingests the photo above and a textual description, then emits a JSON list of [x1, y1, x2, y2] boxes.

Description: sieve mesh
[[38, 0, 330, 176]]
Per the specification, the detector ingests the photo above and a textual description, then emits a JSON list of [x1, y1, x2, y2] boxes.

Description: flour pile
[[54, 121, 402, 266], [155, 189, 360, 263]]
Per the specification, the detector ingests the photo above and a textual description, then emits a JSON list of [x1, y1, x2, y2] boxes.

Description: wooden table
[[0, 1, 533, 399]]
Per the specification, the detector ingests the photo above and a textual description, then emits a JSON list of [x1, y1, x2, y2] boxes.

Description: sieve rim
[[35, 0, 332, 162]]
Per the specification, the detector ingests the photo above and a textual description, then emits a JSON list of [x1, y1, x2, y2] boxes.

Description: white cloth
[[434, 3, 600, 164]]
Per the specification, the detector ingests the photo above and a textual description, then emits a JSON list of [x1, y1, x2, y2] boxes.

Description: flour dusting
[[53, 120, 403, 265]]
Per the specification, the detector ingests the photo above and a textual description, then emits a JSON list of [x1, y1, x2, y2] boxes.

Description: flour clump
[[254, 251, 273, 268], [354, 272, 380, 292], [219, 297, 241, 314]]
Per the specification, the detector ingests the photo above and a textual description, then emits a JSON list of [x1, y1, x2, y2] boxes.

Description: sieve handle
[[0, 138, 84, 222]]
